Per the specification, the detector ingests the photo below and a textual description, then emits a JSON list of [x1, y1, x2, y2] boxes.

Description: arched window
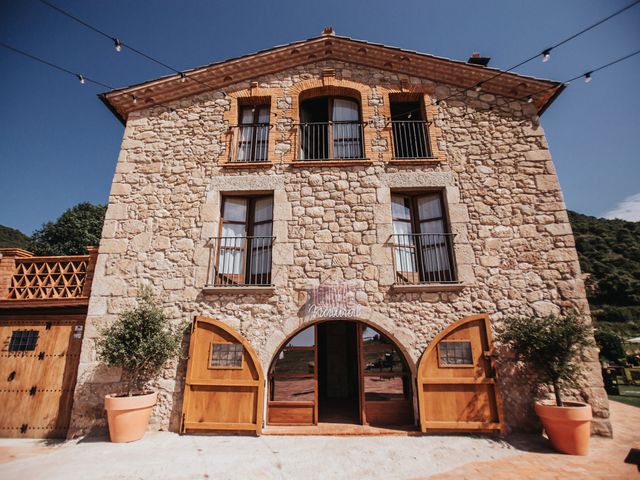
[[298, 96, 363, 160]]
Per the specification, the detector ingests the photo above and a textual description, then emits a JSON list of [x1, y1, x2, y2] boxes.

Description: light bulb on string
[[584, 72, 592, 83], [114, 38, 122, 52], [180, 73, 187, 83], [542, 49, 551, 62], [475, 83, 483, 92], [527, 96, 533, 104], [77, 74, 85, 84], [132, 95, 137, 105]]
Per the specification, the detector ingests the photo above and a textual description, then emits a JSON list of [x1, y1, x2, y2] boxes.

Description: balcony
[[207, 236, 274, 291], [297, 121, 365, 161], [228, 124, 271, 164], [391, 233, 458, 287], [391, 120, 431, 159]]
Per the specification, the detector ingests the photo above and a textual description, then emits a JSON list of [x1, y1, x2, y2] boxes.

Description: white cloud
[[603, 192, 640, 222]]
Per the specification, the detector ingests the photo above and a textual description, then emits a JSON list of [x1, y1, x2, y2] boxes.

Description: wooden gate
[[0, 316, 84, 438], [417, 314, 503, 433], [181, 316, 264, 434]]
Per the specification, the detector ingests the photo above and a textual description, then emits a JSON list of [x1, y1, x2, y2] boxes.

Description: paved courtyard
[[0, 401, 637, 479]]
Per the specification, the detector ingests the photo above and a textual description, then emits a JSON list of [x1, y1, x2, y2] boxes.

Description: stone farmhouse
[[63, 29, 609, 437]]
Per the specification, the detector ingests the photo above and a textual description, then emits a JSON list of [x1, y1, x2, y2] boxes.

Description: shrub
[[498, 314, 594, 406], [594, 329, 625, 363], [96, 286, 185, 395]]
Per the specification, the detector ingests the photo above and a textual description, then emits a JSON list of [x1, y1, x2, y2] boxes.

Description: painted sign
[[305, 281, 362, 320]]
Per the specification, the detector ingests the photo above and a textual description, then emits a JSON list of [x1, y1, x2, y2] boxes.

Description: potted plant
[[499, 313, 594, 455], [97, 286, 184, 443]]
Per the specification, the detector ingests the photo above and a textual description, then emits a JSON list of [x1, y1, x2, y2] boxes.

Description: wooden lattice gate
[[181, 316, 264, 435], [417, 314, 504, 433], [0, 316, 84, 438]]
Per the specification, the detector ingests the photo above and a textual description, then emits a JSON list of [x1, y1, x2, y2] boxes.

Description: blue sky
[[1, 0, 639, 234]]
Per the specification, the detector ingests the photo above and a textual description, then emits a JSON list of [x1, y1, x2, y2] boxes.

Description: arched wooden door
[[181, 316, 264, 435], [417, 314, 503, 433]]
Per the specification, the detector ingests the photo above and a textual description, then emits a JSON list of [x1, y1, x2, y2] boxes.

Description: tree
[[30, 202, 106, 255], [498, 314, 594, 406], [594, 329, 625, 363], [96, 286, 185, 395], [0, 225, 30, 249]]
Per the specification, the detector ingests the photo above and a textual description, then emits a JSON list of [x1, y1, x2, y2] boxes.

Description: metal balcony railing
[[392, 233, 458, 284], [229, 124, 270, 163], [209, 236, 274, 287], [391, 120, 431, 158], [297, 121, 365, 160]]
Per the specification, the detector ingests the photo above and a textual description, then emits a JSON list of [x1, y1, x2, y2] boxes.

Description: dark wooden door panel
[[0, 318, 83, 438]]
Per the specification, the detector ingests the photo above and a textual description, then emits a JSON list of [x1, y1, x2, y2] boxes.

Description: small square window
[[9, 330, 39, 352], [438, 341, 473, 366], [210, 343, 243, 368]]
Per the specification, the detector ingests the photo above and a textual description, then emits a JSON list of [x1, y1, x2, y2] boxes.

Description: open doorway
[[267, 320, 414, 429], [317, 321, 360, 423]]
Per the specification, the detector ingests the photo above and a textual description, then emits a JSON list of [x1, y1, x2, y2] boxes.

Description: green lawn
[[608, 383, 640, 408]]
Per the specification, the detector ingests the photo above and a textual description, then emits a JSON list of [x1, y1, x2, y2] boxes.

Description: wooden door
[[0, 316, 84, 438], [181, 316, 264, 435], [267, 324, 318, 426], [417, 314, 503, 433], [360, 323, 414, 426]]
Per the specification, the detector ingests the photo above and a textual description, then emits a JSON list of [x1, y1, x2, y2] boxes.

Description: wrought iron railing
[[209, 236, 274, 287], [391, 120, 431, 158], [392, 233, 458, 284], [297, 121, 365, 160], [229, 123, 270, 163]]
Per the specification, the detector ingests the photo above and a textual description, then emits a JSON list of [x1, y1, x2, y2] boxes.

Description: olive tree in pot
[[499, 313, 595, 455], [97, 286, 184, 443]]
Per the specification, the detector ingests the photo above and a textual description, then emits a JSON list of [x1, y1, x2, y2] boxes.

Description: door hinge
[[7, 371, 16, 382], [38, 352, 45, 360], [20, 424, 28, 434], [45, 322, 52, 330], [29, 386, 37, 396]]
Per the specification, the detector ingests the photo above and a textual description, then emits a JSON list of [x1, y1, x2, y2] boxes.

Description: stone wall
[[68, 60, 611, 437]]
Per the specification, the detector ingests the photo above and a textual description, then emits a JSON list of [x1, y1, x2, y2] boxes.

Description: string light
[[3, 1, 639, 125], [428, 0, 640, 108], [132, 95, 137, 104], [475, 83, 483, 92], [180, 73, 187, 83], [36, 0, 222, 95]]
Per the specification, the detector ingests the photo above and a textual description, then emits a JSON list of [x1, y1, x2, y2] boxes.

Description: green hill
[[0, 225, 30, 249], [568, 210, 640, 337]]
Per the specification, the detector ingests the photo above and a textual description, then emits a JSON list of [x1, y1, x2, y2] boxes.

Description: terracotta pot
[[534, 401, 592, 455], [104, 391, 158, 443]]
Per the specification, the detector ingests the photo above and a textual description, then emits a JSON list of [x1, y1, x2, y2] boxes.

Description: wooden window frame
[[437, 340, 474, 368], [391, 191, 456, 283], [299, 96, 364, 160], [388, 95, 434, 160], [208, 342, 244, 370], [237, 104, 271, 163], [217, 194, 274, 286]]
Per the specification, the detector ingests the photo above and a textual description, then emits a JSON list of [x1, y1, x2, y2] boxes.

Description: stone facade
[[69, 59, 611, 437]]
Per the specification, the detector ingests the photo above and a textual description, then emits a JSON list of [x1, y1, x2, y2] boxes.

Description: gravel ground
[[0, 431, 521, 480]]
